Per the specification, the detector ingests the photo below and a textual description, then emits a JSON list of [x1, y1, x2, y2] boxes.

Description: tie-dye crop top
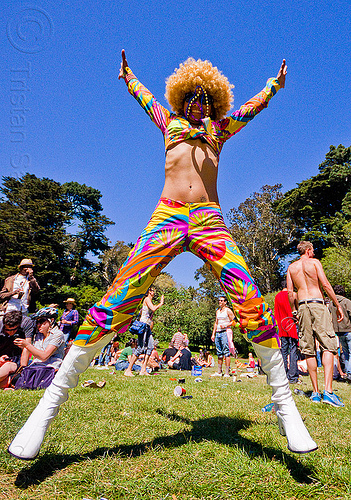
[[124, 67, 281, 157]]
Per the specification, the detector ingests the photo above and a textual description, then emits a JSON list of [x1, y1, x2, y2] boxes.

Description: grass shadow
[[14, 413, 315, 488]]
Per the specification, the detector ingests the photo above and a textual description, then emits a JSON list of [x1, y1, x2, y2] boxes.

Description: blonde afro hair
[[165, 58, 234, 121]]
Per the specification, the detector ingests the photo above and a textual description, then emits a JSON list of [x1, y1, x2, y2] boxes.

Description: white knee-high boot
[[253, 343, 317, 454], [8, 332, 114, 460]]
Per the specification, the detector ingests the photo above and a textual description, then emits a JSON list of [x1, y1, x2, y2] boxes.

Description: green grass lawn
[[1, 366, 351, 500]]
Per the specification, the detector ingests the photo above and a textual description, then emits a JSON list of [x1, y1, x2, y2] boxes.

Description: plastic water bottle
[[294, 389, 305, 396], [261, 402, 274, 412]]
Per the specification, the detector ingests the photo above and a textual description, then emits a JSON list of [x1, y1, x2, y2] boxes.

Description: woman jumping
[[8, 51, 317, 459]]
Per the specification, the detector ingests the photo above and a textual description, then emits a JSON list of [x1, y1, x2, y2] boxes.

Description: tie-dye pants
[[74, 198, 280, 349]]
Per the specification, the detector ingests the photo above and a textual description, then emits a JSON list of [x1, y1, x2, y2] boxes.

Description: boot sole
[[8, 445, 38, 461], [287, 444, 318, 454], [278, 417, 318, 453]]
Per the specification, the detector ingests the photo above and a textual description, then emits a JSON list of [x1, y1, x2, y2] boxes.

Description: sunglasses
[[37, 318, 50, 324], [184, 92, 214, 105]]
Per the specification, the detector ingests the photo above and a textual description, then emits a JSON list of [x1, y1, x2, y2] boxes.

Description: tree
[[321, 222, 351, 297], [153, 272, 177, 292], [0, 174, 71, 289], [0, 174, 115, 304], [152, 286, 215, 347], [227, 184, 294, 293], [62, 182, 114, 285], [99, 240, 132, 287], [194, 264, 223, 308], [275, 144, 351, 258]]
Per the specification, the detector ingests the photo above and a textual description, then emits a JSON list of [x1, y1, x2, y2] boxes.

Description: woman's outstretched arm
[[118, 49, 171, 132], [218, 59, 287, 140]]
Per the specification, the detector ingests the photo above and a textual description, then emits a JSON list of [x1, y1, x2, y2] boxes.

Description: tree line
[[1, 144, 350, 352]]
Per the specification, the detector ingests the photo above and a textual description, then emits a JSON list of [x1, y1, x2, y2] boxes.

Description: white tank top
[[140, 303, 153, 325], [216, 308, 230, 331]]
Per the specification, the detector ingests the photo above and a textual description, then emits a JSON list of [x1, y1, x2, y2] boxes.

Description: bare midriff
[[161, 139, 219, 203]]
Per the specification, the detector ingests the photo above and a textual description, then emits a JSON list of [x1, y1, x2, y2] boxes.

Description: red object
[[274, 290, 298, 339], [249, 357, 255, 368], [174, 386, 186, 396]]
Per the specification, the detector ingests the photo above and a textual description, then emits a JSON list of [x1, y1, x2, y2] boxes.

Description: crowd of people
[[93, 326, 204, 375], [0, 259, 80, 390], [0, 260, 235, 391], [1, 251, 349, 400]]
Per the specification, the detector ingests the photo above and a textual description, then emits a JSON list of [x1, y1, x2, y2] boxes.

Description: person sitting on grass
[[195, 349, 214, 368], [171, 328, 189, 350], [13, 307, 65, 390], [96, 339, 113, 369], [107, 338, 121, 366], [168, 342, 192, 371], [0, 311, 35, 389], [147, 339, 162, 372], [115, 339, 141, 372], [161, 341, 177, 367]]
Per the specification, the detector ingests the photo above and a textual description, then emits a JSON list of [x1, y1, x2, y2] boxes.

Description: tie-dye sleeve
[[123, 67, 171, 133], [217, 78, 281, 141]]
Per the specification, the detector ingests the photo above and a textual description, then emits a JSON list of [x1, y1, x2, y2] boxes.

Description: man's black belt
[[298, 299, 325, 305]]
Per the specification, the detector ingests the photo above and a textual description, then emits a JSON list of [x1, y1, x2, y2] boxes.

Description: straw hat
[[18, 258, 34, 268], [64, 298, 76, 306]]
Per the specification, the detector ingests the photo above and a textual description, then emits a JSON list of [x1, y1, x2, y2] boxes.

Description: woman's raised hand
[[118, 49, 129, 79], [276, 59, 287, 88]]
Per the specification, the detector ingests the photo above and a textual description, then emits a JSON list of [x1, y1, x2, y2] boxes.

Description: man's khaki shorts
[[298, 302, 337, 356]]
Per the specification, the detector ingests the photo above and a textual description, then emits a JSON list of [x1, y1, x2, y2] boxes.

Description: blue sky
[[1, 0, 350, 287]]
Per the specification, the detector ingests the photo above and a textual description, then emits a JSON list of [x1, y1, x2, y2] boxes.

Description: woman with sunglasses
[[9, 52, 317, 459], [13, 307, 65, 389]]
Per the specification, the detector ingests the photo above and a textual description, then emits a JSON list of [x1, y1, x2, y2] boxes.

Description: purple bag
[[14, 364, 56, 390]]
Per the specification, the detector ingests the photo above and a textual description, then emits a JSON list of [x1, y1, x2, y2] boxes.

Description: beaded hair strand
[[185, 85, 211, 120]]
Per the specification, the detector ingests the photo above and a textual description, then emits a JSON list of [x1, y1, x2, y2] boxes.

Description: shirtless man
[[287, 240, 344, 407], [211, 296, 234, 377]]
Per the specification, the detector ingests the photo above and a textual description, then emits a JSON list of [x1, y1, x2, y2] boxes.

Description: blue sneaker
[[322, 391, 345, 407], [310, 391, 322, 403]]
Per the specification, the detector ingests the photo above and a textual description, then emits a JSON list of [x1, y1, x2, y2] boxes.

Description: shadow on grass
[[14, 413, 315, 488]]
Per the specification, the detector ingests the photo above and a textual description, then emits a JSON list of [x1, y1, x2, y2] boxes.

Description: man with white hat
[[0, 259, 40, 316]]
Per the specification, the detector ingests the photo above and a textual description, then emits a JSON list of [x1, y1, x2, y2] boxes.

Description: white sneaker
[[210, 372, 223, 377], [223, 374, 231, 378]]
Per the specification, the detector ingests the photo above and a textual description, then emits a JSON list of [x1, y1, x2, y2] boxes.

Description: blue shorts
[[115, 360, 141, 372], [215, 330, 230, 357], [133, 324, 154, 356]]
